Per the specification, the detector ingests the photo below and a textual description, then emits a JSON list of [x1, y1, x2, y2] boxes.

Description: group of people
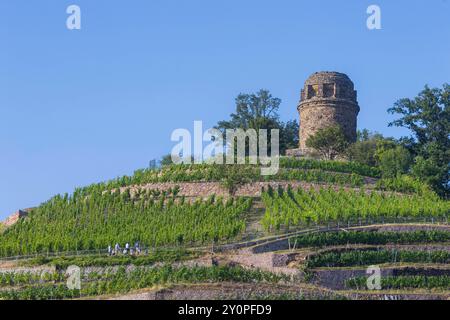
[[107, 242, 142, 256]]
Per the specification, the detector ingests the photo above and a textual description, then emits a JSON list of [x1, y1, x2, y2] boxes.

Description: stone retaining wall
[[118, 181, 375, 199], [314, 266, 450, 291]]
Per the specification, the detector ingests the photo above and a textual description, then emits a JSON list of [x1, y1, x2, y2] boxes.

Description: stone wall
[[2, 210, 29, 228], [117, 180, 375, 199]]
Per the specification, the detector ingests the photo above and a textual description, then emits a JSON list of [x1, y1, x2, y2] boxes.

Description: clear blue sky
[[1, 0, 449, 219]]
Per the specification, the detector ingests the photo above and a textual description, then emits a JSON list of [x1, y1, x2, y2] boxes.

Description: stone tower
[[297, 71, 360, 155]]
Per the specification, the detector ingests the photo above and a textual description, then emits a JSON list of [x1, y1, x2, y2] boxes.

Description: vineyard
[[279, 158, 381, 178], [261, 186, 450, 231], [293, 230, 450, 247], [305, 249, 450, 268], [346, 276, 450, 290], [0, 157, 449, 300], [21, 249, 195, 269], [0, 265, 289, 300], [375, 175, 433, 195], [0, 191, 252, 257], [73, 159, 379, 196]]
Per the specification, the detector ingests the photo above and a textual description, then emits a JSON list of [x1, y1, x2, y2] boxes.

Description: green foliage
[[411, 156, 447, 196], [293, 230, 450, 247], [220, 165, 254, 194], [347, 130, 389, 167], [306, 125, 350, 160], [388, 84, 450, 196], [0, 265, 290, 300], [347, 139, 378, 167], [22, 249, 194, 269], [71, 163, 367, 197], [261, 187, 449, 230], [346, 276, 450, 290], [280, 157, 380, 178], [280, 120, 300, 152], [0, 271, 65, 287], [378, 146, 412, 178], [276, 170, 364, 186], [375, 175, 432, 194], [160, 154, 174, 166], [215, 89, 299, 155], [306, 249, 450, 268], [0, 192, 252, 257], [373, 137, 399, 163]]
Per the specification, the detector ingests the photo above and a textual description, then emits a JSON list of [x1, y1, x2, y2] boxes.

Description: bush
[[280, 157, 380, 178], [411, 156, 449, 197], [305, 125, 350, 160], [375, 175, 432, 194], [378, 146, 412, 178]]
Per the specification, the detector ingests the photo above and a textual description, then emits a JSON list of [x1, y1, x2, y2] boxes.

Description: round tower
[[298, 71, 360, 154]]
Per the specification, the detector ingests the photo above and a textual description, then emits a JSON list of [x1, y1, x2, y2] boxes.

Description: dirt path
[[223, 249, 301, 278]]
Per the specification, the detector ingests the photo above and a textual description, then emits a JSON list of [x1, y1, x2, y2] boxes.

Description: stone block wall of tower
[[297, 71, 360, 155]]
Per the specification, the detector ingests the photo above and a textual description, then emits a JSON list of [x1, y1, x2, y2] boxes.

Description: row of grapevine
[[261, 186, 450, 230], [346, 276, 450, 290], [0, 271, 64, 287], [293, 230, 450, 247], [305, 249, 450, 268], [21, 249, 194, 269], [0, 265, 289, 300], [375, 175, 432, 194], [75, 164, 367, 196], [0, 191, 252, 257], [279, 157, 381, 178]]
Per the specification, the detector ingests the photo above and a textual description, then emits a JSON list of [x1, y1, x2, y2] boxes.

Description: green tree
[[215, 89, 299, 155], [357, 129, 371, 142], [388, 84, 449, 196], [378, 146, 413, 178], [305, 125, 350, 160], [160, 154, 174, 166], [280, 120, 300, 152], [347, 130, 388, 166], [411, 156, 444, 192], [374, 137, 398, 164], [220, 165, 253, 195]]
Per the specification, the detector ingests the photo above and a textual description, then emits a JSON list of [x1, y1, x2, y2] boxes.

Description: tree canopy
[[215, 89, 299, 155], [305, 125, 350, 160], [347, 130, 389, 167], [388, 84, 449, 196]]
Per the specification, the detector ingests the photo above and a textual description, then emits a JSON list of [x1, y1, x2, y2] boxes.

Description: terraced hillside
[[0, 158, 448, 300], [299, 225, 450, 299]]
